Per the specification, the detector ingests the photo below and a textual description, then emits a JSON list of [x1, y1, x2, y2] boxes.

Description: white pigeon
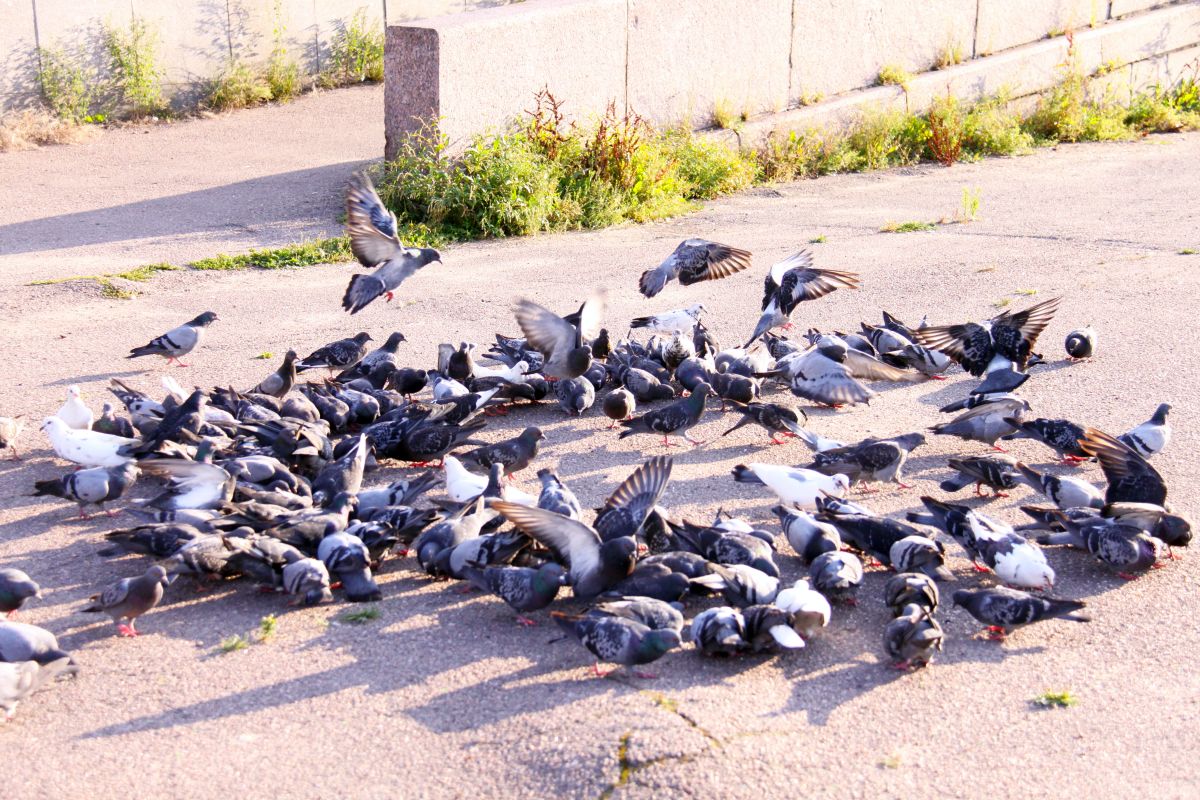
[[745, 251, 860, 346], [57, 385, 93, 430], [473, 360, 530, 384], [1118, 402, 1171, 458], [443, 456, 535, 506], [732, 463, 849, 510], [630, 304, 705, 335], [41, 417, 137, 468], [774, 578, 832, 641], [0, 657, 74, 720], [793, 429, 847, 453], [1014, 463, 1104, 510], [432, 374, 470, 402], [968, 513, 1056, 590]]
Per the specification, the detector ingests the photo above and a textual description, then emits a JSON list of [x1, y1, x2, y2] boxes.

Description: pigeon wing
[[913, 322, 994, 376], [675, 239, 754, 286], [491, 502, 601, 583], [513, 299, 575, 361]]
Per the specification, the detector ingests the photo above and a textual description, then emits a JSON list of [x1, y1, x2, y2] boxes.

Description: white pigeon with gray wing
[[745, 250, 860, 345], [630, 304, 706, 335], [126, 311, 218, 367], [1118, 403, 1171, 458]]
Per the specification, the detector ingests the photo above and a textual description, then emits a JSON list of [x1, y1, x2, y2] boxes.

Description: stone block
[[790, 0, 977, 100], [626, 0, 792, 127], [975, 1, 1101, 56], [1087, 2, 1200, 67], [1110, 0, 1179, 18], [384, 0, 627, 158]]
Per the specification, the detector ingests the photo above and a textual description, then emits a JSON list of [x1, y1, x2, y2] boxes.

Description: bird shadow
[[41, 370, 150, 389]]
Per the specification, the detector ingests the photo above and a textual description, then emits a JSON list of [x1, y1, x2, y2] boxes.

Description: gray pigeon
[[689, 606, 747, 656], [808, 551, 863, 604], [1013, 462, 1104, 510], [773, 506, 842, 563], [689, 563, 779, 607], [914, 297, 1060, 375], [1079, 428, 1168, 506], [126, 311, 218, 367], [138, 446, 233, 511], [551, 611, 681, 677], [252, 350, 298, 397], [297, 332, 373, 372], [536, 469, 582, 519], [721, 401, 807, 444], [639, 239, 753, 298], [0, 621, 75, 665], [804, 433, 925, 488], [311, 434, 369, 506], [1002, 417, 1089, 462], [618, 382, 711, 446], [1064, 326, 1096, 359], [586, 596, 685, 634], [0, 571, 41, 619], [281, 555, 333, 606], [940, 455, 1021, 497], [1041, 512, 1165, 579], [0, 658, 75, 720], [554, 375, 596, 417], [81, 565, 169, 637], [33, 461, 140, 518], [318, 531, 382, 602], [619, 367, 676, 404], [491, 502, 637, 599], [602, 388, 636, 428], [460, 427, 545, 476], [952, 586, 1088, 639], [777, 337, 924, 407], [1118, 403, 1171, 458], [593, 456, 674, 541], [883, 604, 944, 669], [513, 294, 604, 379], [930, 395, 1029, 449], [463, 562, 566, 625], [883, 573, 939, 617], [93, 403, 136, 438], [342, 171, 441, 314]]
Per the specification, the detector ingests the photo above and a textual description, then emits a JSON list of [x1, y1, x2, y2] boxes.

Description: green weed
[[103, 18, 167, 118], [927, 94, 964, 166], [339, 606, 381, 624], [1180, 248, 1197, 255], [320, 9, 384, 87], [1032, 690, 1078, 708], [97, 280, 137, 300], [205, 62, 273, 112], [257, 614, 279, 641], [37, 47, 94, 124], [809, 235, 827, 243], [877, 64, 914, 90], [265, 1, 302, 102], [113, 263, 177, 282], [960, 186, 982, 222], [255, 352, 274, 360], [189, 237, 353, 270], [881, 220, 936, 233], [218, 634, 249, 653], [937, 42, 966, 70]]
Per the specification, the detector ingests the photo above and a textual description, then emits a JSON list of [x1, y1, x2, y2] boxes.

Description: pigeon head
[[1153, 403, 1172, 423], [329, 492, 357, 513], [66, 384, 82, 400], [383, 332, 407, 350], [352, 332, 374, 345], [1155, 514, 1191, 547], [1024, 562, 1056, 591], [146, 565, 170, 587], [189, 311, 219, 327], [639, 629, 682, 659], [687, 304, 706, 317], [417, 248, 442, 266], [282, 349, 298, 364], [40, 417, 65, 435], [894, 432, 927, 451], [520, 427, 545, 443], [830, 474, 851, 495], [534, 562, 567, 591]]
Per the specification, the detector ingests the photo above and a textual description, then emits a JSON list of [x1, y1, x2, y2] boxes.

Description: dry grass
[[0, 109, 92, 152]]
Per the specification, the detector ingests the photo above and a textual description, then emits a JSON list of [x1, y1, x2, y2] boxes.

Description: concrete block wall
[[385, 0, 1200, 158], [0, 0, 516, 111]]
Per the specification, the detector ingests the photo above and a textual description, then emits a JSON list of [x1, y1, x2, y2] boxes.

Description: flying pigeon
[[1118, 403, 1171, 458], [1079, 428, 1168, 506], [297, 332, 373, 372], [491, 502, 637, 599], [913, 297, 1060, 375], [803, 433, 926, 488], [342, 172, 442, 313], [513, 294, 604, 380], [630, 304, 706, 334], [745, 250, 860, 345], [551, 611, 681, 678], [884, 604, 944, 669], [883, 573, 939, 617], [127, 311, 218, 367], [952, 586, 1088, 639], [0, 570, 40, 619], [731, 463, 849, 510], [56, 385, 93, 430], [1064, 326, 1096, 360], [618, 382, 711, 447], [138, 444, 234, 511], [81, 565, 169, 637], [639, 239, 753, 298], [776, 337, 925, 407], [1013, 462, 1103, 510], [40, 417, 137, 468], [593, 456, 674, 541], [33, 461, 140, 518]]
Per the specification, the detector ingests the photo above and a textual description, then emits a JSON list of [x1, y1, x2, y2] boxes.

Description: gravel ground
[[1, 126, 1199, 799]]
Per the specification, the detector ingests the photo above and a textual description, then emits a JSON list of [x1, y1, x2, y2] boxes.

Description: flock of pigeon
[[0, 172, 1188, 719]]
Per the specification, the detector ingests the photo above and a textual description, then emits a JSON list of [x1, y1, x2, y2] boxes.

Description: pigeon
[[588, 596, 685, 634], [689, 606, 748, 656], [807, 551, 863, 604], [1003, 417, 1089, 462], [740, 604, 807, 652], [459, 426, 544, 476], [99, 522, 205, 558], [281, 556, 333, 606], [774, 578, 831, 641], [81, 565, 169, 637], [602, 388, 636, 428], [297, 332, 373, 372], [930, 395, 1029, 449], [732, 463, 849, 510], [883, 573, 939, 617], [1093, 503, 1191, 552], [914, 297, 1060, 375], [252, 350, 298, 397], [551, 611, 681, 677], [0, 658, 75, 720], [593, 456, 674, 541], [0, 416, 23, 460], [554, 376, 596, 416], [776, 337, 924, 407], [92, 403, 136, 438], [670, 521, 780, 577], [311, 434, 369, 505], [464, 562, 565, 625], [1064, 326, 1096, 360], [884, 604, 944, 669], [56, 385, 93, 430], [630, 304, 706, 334], [1079, 428, 1168, 506], [804, 433, 926, 488], [745, 250, 860, 345], [721, 401, 807, 445], [889, 536, 955, 582], [952, 586, 1088, 639], [793, 428, 847, 454], [40, 417, 137, 468], [690, 563, 780, 607], [940, 455, 1021, 497], [617, 366, 676, 403], [639, 238, 753, 298], [536, 469, 582, 520], [513, 294, 604, 379], [342, 171, 442, 313], [618, 382, 711, 446], [1118, 403, 1171, 458], [970, 356, 1031, 396], [601, 563, 692, 603], [318, 530, 382, 602], [33, 461, 140, 518], [127, 311, 218, 367], [773, 506, 842, 562], [0, 621, 74, 665], [910, 497, 1054, 589], [491, 502, 637, 599], [138, 445, 234, 511], [1013, 462, 1104, 510], [1041, 512, 1165, 579], [0, 570, 40, 619], [389, 367, 429, 397]]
